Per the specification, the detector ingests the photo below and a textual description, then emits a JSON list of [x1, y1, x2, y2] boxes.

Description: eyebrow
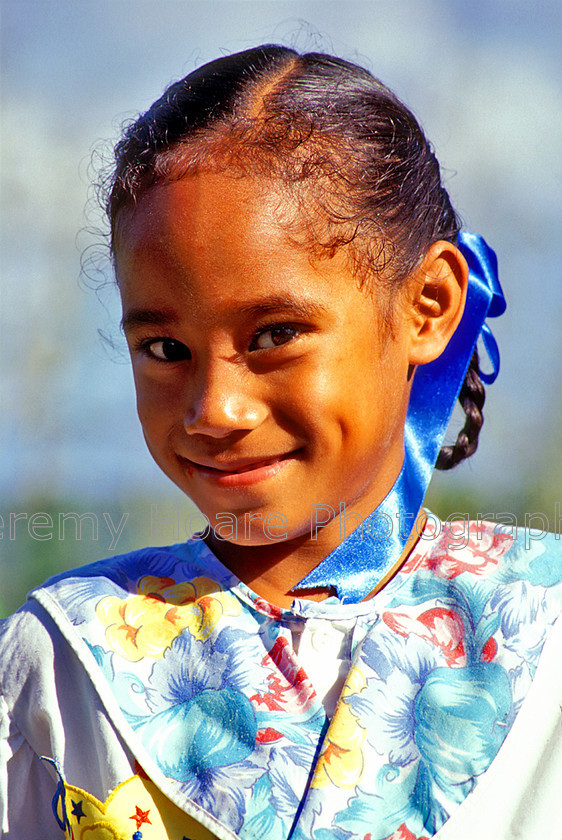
[[121, 296, 329, 333], [120, 307, 178, 333], [237, 295, 330, 320]]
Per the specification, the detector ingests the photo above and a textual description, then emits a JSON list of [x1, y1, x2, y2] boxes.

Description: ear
[[406, 240, 468, 366]]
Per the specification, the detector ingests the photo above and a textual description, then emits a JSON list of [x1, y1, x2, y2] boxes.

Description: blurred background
[[1, 0, 561, 615]]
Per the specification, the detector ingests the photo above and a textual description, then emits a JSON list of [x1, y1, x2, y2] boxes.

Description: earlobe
[[408, 240, 468, 366]]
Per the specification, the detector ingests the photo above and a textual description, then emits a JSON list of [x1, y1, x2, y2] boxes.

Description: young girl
[[1, 45, 561, 840]]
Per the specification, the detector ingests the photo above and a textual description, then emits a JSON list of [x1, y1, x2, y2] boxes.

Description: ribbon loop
[[478, 323, 501, 384]]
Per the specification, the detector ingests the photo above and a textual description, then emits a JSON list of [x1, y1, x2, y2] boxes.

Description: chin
[[207, 513, 290, 547]]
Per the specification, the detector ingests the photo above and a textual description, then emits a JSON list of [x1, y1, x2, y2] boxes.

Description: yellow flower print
[[95, 575, 240, 661], [311, 666, 367, 789], [136, 575, 220, 604]]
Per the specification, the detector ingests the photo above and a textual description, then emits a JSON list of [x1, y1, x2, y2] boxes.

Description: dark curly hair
[[106, 44, 484, 469]]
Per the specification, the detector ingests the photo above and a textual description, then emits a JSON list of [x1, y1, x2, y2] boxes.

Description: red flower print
[[383, 608, 466, 666], [256, 727, 284, 743], [251, 595, 284, 621], [404, 522, 513, 580], [383, 823, 430, 840], [250, 636, 316, 712], [481, 636, 498, 662]]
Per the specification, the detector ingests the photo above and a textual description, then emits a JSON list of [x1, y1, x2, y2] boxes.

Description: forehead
[[114, 172, 376, 330], [114, 172, 294, 268]]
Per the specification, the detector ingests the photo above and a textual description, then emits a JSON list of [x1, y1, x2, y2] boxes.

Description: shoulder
[[0, 599, 59, 689], [34, 541, 203, 590], [1, 540, 238, 702], [407, 515, 562, 585], [0, 542, 215, 703], [30, 538, 235, 599], [23, 540, 237, 643], [470, 518, 562, 587]]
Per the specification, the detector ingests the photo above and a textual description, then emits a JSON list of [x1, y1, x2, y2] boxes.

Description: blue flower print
[[413, 662, 512, 789], [121, 624, 276, 832], [358, 628, 443, 767], [134, 686, 258, 779]]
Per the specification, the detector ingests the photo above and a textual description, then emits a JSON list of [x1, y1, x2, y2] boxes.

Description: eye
[[145, 338, 191, 362], [250, 324, 301, 351]]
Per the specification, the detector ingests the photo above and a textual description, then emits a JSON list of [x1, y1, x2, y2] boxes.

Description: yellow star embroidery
[[58, 773, 220, 839]]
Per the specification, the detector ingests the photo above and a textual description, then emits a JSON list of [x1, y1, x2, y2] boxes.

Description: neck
[[206, 510, 427, 608]]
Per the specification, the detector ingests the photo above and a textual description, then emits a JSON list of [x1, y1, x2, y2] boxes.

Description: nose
[[183, 359, 267, 438]]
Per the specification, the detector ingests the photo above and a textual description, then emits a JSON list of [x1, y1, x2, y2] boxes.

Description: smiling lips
[[179, 452, 297, 488]]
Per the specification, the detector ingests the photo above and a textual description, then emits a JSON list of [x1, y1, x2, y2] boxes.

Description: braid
[[435, 350, 486, 470]]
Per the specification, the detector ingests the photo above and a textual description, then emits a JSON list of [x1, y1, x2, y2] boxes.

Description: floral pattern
[[95, 574, 240, 660], [35, 521, 562, 840], [312, 667, 367, 790]]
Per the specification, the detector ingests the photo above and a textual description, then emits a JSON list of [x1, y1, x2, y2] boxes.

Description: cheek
[[133, 373, 177, 436], [271, 353, 374, 449], [272, 362, 341, 427], [323, 341, 408, 450]]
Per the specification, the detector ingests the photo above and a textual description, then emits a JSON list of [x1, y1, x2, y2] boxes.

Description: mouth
[[177, 451, 299, 487]]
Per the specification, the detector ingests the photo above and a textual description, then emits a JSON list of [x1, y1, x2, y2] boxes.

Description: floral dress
[[1, 518, 562, 840]]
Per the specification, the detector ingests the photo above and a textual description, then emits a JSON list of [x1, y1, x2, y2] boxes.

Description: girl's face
[[116, 172, 415, 550]]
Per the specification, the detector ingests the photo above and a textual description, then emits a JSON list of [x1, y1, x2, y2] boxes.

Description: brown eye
[[148, 338, 191, 361], [251, 325, 300, 351]]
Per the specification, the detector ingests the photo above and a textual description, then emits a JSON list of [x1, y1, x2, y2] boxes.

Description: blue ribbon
[[295, 233, 506, 603], [40, 756, 71, 832]]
